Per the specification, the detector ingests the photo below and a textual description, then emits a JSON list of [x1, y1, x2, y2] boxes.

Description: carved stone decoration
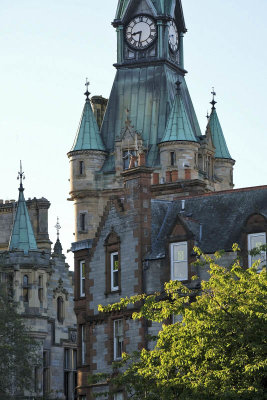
[[53, 278, 69, 300]]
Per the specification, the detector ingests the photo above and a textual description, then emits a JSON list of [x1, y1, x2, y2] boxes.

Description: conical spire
[[71, 79, 106, 152], [161, 81, 197, 143], [9, 162, 37, 254], [207, 89, 232, 159]]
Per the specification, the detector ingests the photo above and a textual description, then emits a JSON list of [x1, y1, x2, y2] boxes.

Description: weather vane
[[17, 160, 25, 189], [55, 217, 61, 240], [84, 78, 90, 100], [210, 87, 217, 109]]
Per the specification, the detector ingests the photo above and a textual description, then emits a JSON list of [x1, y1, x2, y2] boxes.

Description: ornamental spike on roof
[[71, 83, 106, 152], [160, 81, 197, 143], [207, 106, 232, 160], [9, 163, 38, 254]]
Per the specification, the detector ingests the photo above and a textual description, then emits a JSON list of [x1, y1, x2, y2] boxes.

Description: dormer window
[[248, 233, 266, 270], [170, 242, 188, 281], [111, 252, 119, 292]]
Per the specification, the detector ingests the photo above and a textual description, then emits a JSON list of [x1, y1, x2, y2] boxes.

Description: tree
[[97, 245, 267, 400], [0, 285, 39, 398]]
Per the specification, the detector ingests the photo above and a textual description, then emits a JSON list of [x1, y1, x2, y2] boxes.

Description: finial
[[175, 79, 182, 93], [206, 111, 210, 120], [84, 78, 90, 100], [17, 160, 25, 191], [210, 87, 217, 110], [55, 217, 61, 240]]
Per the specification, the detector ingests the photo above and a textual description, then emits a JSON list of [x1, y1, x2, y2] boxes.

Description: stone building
[[0, 167, 77, 400], [67, 1, 267, 399]]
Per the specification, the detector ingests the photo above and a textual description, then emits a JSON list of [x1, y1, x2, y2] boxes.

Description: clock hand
[[132, 31, 142, 37]]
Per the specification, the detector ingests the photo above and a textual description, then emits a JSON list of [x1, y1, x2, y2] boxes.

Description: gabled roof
[[9, 186, 37, 254], [160, 84, 198, 143], [207, 108, 232, 159], [71, 98, 106, 152]]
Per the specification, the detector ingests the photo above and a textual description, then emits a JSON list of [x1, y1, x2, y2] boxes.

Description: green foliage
[[0, 285, 39, 398], [96, 245, 267, 400]]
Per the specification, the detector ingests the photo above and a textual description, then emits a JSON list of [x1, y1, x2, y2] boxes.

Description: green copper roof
[[100, 66, 201, 169], [9, 186, 37, 254], [161, 85, 197, 143], [71, 99, 106, 152], [208, 108, 232, 159], [115, 0, 130, 19]]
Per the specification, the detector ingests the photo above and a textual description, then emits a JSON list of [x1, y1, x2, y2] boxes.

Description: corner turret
[[207, 90, 235, 190], [68, 81, 107, 241], [159, 81, 200, 183], [9, 162, 38, 254]]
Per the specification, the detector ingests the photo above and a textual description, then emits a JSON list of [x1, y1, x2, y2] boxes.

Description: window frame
[[114, 393, 124, 400], [80, 213, 86, 232], [57, 296, 64, 323], [80, 261, 86, 298], [114, 319, 124, 361], [111, 251, 119, 292], [23, 274, 29, 303], [170, 241, 188, 282], [248, 232, 266, 269]]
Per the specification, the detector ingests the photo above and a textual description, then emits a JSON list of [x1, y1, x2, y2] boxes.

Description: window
[[123, 150, 136, 170], [57, 296, 64, 323], [38, 275, 43, 303], [111, 252, 119, 291], [23, 275, 29, 302], [80, 213, 86, 232], [80, 261, 85, 297], [114, 319, 124, 360], [43, 351, 50, 394], [114, 393, 124, 400], [79, 161, 84, 175], [170, 151, 175, 166], [81, 325, 86, 365], [170, 242, 188, 281], [64, 348, 77, 400], [248, 233, 266, 270]]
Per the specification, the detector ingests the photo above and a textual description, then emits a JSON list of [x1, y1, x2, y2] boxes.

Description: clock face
[[126, 16, 157, 50], [168, 21, 179, 52]]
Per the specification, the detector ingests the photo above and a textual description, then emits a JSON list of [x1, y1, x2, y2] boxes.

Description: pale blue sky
[[1, 0, 266, 267]]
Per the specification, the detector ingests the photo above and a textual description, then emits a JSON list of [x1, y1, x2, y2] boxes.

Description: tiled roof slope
[[148, 186, 267, 259], [9, 187, 37, 254]]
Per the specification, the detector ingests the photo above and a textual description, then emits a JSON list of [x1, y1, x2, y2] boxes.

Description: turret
[[9, 162, 38, 254], [207, 90, 235, 190], [159, 81, 200, 183], [68, 81, 107, 240]]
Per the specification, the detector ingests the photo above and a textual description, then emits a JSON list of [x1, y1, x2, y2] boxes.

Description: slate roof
[[71, 98, 106, 152], [9, 186, 37, 254], [147, 186, 267, 259], [161, 86, 198, 143], [207, 108, 232, 159]]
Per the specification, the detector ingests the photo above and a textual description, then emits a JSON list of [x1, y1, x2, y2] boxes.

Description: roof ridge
[[174, 185, 267, 201]]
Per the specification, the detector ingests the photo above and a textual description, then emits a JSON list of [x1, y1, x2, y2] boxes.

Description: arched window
[[57, 296, 64, 323], [23, 275, 29, 303]]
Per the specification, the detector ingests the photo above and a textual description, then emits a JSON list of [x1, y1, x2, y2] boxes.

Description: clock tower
[[68, 0, 234, 242]]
